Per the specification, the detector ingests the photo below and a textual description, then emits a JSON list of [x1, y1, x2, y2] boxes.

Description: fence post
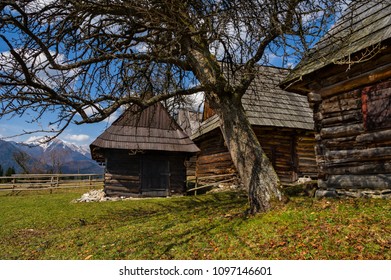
[[48, 176, 52, 194], [195, 176, 198, 196]]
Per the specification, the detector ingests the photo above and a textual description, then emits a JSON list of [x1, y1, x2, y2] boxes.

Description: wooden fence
[[186, 173, 238, 194], [0, 173, 104, 192]]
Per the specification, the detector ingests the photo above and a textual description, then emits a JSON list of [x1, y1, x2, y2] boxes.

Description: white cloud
[[64, 134, 90, 142], [25, 135, 50, 144], [25, 0, 57, 13], [82, 104, 124, 124], [82, 106, 99, 118], [0, 47, 79, 92]]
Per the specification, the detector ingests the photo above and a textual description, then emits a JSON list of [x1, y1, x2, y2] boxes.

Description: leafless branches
[[334, 43, 386, 71], [0, 0, 345, 137]]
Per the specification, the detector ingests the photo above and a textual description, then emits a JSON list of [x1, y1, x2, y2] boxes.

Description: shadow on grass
[[95, 191, 250, 259]]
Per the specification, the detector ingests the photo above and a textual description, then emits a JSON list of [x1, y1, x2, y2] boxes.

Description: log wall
[[105, 150, 141, 197], [195, 127, 317, 184], [167, 153, 187, 194], [312, 78, 391, 191], [195, 129, 236, 179], [104, 149, 187, 197], [185, 155, 197, 178], [254, 127, 316, 182], [295, 131, 318, 178]]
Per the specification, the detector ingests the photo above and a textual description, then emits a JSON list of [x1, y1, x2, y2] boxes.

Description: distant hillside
[[0, 140, 24, 173], [0, 139, 103, 174]]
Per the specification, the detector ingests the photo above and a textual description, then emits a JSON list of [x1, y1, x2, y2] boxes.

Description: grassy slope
[[0, 189, 390, 260]]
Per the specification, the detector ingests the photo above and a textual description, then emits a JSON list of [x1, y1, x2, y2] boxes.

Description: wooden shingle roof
[[243, 67, 313, 129], [192, 66, 314, 139], [90, 102, 200, 160], [281, 0, 391, 90]]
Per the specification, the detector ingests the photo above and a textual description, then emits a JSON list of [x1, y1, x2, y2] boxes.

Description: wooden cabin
[[191, 66, 317, 184], [280, 1, 391, 198], [176, 109, 202, 179], [90, 103, 200, 197]]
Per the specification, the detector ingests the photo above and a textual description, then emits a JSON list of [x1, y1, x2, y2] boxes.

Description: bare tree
[[0, 0, 347, 213], [13, 150, 31, 174], [45, 149, 69, 174]]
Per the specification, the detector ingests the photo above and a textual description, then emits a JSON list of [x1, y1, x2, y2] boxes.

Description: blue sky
[[0, 36, 122, 147], [0, 42, 297, 148], [0, 49, 287, 147], [0, 108, 118, 147], [0, 1, 337, 147]]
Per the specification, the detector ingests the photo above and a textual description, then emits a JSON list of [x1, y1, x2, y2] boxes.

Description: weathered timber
[[321, 112, 362, 127], [320, 123, 364, 139], [319, 174, 391, 189], [282, 2, 391, 196], [356, 129, 391, 144], [317, 49, 391, 88], [104, 184, 140, 193], [197, 167, 236, 177], [194, 127, 316, 183], [197, 152, 233, 164], [105, 179, 140, 186], [325, 146, 391, 162], [308, 92, 322, 103], [185, 155, 197, 177], [187, 178, 236, 193], [323, 161, 391, 175], [105, 190, 142, 197], [309, 78, 391, 193], [321, 136, 357, 148], [197, 162, 235, 173], [321, 100, 360, 115], [105, 174, 139, 181], [192, 66, 316, 191], [319, 63, 391, 99]]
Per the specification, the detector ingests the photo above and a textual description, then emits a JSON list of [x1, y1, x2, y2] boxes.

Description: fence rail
[[186, 173, 238, 194], [0, 173, 104, 192]]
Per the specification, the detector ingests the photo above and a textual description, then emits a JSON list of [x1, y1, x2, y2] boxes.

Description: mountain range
[[0, 138, 103, 174]]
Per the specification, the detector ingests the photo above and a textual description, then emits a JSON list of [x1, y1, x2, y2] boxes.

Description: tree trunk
[[216, 95, 283, 213], [187, 47, 283, 213]]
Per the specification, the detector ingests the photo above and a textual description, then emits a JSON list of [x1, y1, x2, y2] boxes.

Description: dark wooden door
[[141, 157, 170, 196]]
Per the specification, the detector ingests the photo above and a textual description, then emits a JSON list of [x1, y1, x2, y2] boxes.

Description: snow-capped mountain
[[0, 138, 103, 174], [24, 138, 91, 156]]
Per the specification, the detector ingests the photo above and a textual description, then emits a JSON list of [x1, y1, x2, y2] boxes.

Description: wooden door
[[141, 157, 170, 196]]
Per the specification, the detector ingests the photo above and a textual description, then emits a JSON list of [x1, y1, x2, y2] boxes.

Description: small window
[[362, 80, 391, 131]]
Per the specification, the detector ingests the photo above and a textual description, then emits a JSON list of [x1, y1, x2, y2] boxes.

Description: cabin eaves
[[281, 1, 391, 92]]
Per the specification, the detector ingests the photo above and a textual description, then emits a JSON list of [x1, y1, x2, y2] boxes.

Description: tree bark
[[215, 94, 283, 213], [187, 42, 283, 213]]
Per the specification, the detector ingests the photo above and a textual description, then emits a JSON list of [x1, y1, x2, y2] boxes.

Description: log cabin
[[191, 66, 317, 185], [280, 1, 391, 198], [90, 102, 200, 197], [176, 109, 202, 179]]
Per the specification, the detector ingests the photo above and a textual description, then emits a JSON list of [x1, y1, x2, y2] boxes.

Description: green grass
[[0, 188, 390, 260]]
